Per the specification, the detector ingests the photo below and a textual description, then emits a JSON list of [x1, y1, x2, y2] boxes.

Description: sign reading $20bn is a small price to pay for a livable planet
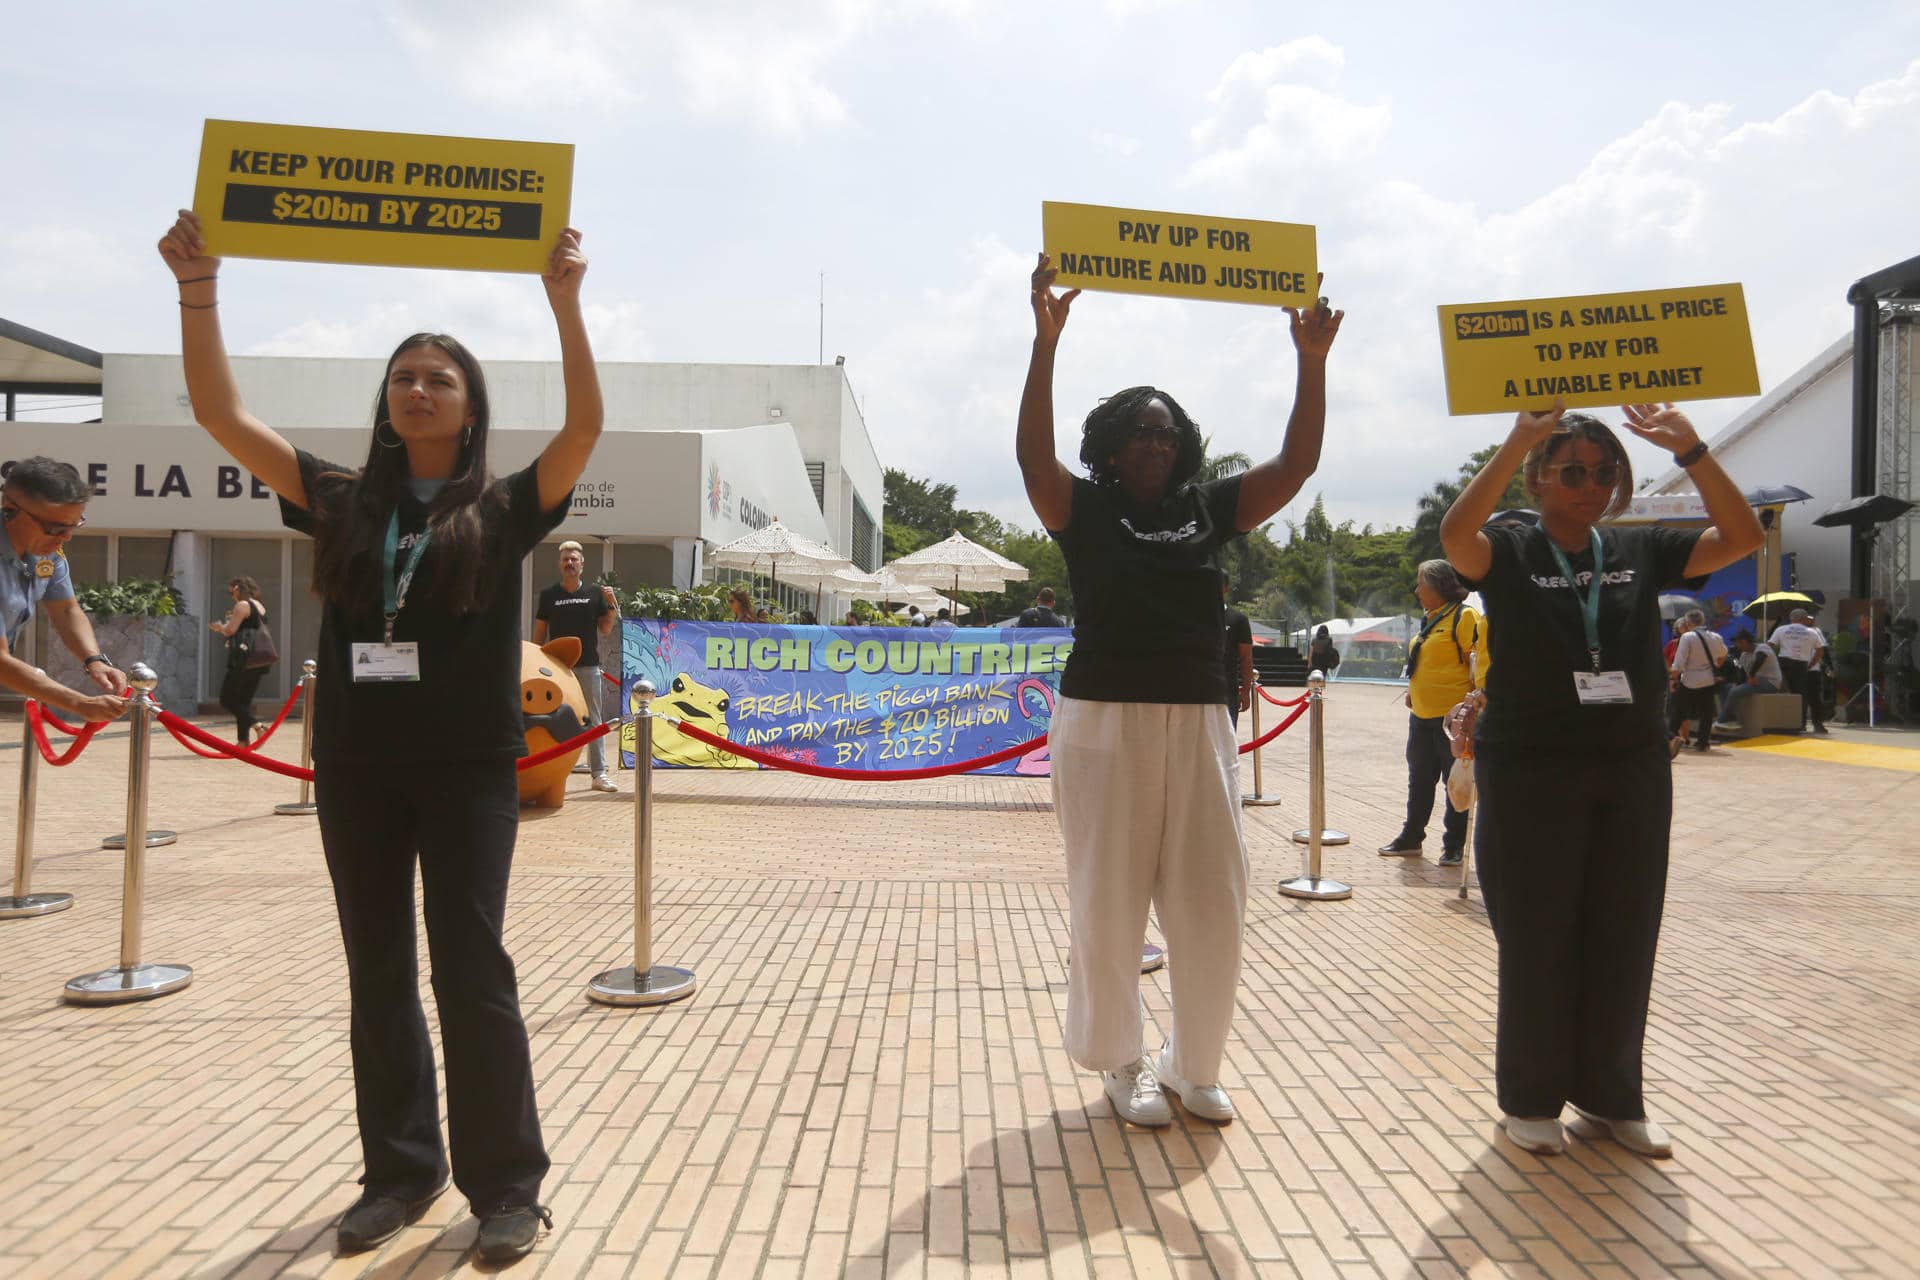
[[192, 119, 574, 274], [1436, 284, 1760, 416]]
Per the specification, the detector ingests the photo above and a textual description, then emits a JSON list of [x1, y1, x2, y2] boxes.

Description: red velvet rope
[[1258, 686, 1308, 707], [1238, 700, 1308, 754], [25, 701, 104, 766], [37, 705, 89, 736], [247, 682, 305, 750], [663, 716, 1047, 781], [153, 707, 615, 780]]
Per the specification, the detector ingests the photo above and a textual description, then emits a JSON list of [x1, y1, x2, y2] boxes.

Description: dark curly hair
[[1078, 386, 1204, 489]]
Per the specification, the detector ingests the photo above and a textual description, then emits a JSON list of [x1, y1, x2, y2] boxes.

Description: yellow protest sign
[[1436, 284, 1760, 416], [1042, 201, 1317, 307], [191, 120, 574, 274]]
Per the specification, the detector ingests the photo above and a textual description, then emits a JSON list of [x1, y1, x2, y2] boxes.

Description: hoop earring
[[375, 422, 404, 449], [462, 425, 472, 446]]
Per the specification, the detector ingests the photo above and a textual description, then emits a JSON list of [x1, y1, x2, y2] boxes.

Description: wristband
[[179, 301, 218, 310], [1673, 441, 1709, 468], [82, 654, 111, 669], [175, 274, 219, 285]]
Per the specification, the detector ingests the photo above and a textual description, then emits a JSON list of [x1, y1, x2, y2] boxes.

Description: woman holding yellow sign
[[1440, 400, 1761, 1159], [158, 209, 603, 1264], [1019, 252, 1341, 1128]]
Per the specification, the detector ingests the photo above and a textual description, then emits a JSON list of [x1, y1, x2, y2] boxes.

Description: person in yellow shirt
[[1380, 560, 1482, 866]]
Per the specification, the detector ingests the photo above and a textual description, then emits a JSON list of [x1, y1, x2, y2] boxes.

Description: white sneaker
[[591, 776, 618, 793], [1501, 1114, 1566, 1154], [1102, 1057, 1172, 1127], [1155, 1045, 1235, 1122], [1567, 1104, 1673, 1157]]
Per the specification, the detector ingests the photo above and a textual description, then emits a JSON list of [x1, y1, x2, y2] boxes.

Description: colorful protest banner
[[1042, 201, 1317, 307], [1436, 284, 1760, 415], [192, 119, 574, 273], [616, 622, 1070, 776]]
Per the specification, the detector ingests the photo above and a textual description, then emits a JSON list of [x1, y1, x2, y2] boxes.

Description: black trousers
[[315, 759, 549, 1212], [1399, 714, 1466, 852], [1778, 658, 1825, 729], [1474, 742, 1670, 1121], [219, 662, 267, 741]]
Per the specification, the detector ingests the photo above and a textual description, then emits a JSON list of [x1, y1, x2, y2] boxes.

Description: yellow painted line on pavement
[[1725, 734, 1920, 773]]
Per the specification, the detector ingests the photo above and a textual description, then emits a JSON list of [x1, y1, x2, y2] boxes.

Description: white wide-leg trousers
[[1050, 695, 1248, 1084]]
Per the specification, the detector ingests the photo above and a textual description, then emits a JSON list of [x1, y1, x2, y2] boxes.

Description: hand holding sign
[[1284, 273, 1343, 360], [1511, 397, 1567, 451], [158, 209, 219, 283], [1029, 253, 1080, 348], [542, 227, 588, 304]]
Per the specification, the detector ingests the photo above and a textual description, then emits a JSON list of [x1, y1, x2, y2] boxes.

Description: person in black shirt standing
[[1221, 580, 1253, 727], [1016, 587, 1066, 628], [159, 209, 604, 1264], [1440, 400, 1761, 1160], [534, 541, 618, 792], [1019, 253, 1341, 1127]]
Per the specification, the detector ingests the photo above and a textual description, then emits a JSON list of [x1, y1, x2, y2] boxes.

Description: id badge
[[350, 642, 422, 683], [1572, 670, 1633, 705]]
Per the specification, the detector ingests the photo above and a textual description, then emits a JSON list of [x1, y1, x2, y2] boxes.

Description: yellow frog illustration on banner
[[620, 671, 755, 768]]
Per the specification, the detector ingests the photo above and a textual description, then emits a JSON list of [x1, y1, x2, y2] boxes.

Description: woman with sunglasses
[[1440, 400, 1761, 1158], [1019, 253, 1342, 1127], [158, 209, 603, 1263]]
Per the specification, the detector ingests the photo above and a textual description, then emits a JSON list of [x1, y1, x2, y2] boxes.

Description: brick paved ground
[[1, 683, 1917, 1278]]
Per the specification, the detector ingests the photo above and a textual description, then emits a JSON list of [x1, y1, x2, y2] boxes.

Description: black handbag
[[234, 603, 278, 671]]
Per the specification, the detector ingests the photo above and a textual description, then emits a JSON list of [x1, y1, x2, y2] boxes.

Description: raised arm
[[1018, 254, 1079, 533], [1236, 279, 1343, 530], [158, 210, 306, 507], [1439, 399, 1566, 580], [1619, 403, 1764, 577], [534, 229, 606, 512]]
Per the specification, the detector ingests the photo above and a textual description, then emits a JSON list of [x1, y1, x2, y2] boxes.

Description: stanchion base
[[100, 831, 178, 850], [1277, 875, 1352, 901], [1289, 828, 1350, 846], [63, 962, 193, 1004], [1141, 943, 1165, 974], [273, 803, 318, 815], [1241, 794, 1285, 807], [586, 964, 696, 1007], [0, 892, 75, 920]]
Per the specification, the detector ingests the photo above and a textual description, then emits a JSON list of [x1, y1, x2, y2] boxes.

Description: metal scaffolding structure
[[1878, 308, 1918, 620]]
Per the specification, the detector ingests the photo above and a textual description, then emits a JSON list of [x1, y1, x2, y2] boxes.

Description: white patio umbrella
[[884, 531, 1030, 600], [706, 519, 854, 596]]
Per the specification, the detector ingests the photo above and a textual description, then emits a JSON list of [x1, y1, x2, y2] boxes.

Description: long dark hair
[[1078, 386, 1204, 490], [308, 333, 508, 615]]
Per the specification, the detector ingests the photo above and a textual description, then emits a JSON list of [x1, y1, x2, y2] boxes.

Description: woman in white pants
[[1016, 254, 1342, 1125]]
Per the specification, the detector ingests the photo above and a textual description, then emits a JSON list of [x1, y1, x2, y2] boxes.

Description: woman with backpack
[[1669, 607, 1726, 754], [209, 575, 273, 744], [1380, 560, 1481, 865]]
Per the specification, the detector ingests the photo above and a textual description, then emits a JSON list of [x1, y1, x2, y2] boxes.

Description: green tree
[[1408, 444, 1529, 564]]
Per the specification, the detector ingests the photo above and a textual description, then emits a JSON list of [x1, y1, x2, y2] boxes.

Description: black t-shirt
[[281, 449, 570, 765], [1049, 474, 1245, 703], [1222, 607, 1252, 703], [1470, 521, 1704, 755], [1016, 605, 1065, 628], [536, 581, 612, 667]]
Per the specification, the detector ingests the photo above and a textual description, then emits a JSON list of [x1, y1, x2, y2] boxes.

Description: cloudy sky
[[6, 1, 1917, 535]]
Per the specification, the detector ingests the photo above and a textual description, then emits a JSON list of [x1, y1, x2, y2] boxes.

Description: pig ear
[[541, 636, 583, 669]]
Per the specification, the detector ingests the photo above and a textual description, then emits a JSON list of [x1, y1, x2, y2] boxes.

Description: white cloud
[[1184, 38, 1392, 188]]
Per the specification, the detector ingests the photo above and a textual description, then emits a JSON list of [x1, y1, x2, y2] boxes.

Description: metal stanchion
[[1140, 943, 1165, 973], [587, 679, 696, 1007], [101, 668, 176, 848], [66, 665, 192, 1003], [1, 705, 73, 919], [274, 660, 319, 816], [1241, 677, 1284, 807], [1279, 671, 1352, 901]]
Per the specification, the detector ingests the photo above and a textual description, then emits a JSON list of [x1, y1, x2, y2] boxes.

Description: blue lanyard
[[1547, 528, 1606, 673], [382, 511, 432, 643]]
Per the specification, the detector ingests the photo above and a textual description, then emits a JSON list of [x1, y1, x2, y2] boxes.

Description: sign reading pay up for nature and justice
[[1437, 284, 1760, 415], [1042, 201, 1317, 307], [192, 120, 574, 273]]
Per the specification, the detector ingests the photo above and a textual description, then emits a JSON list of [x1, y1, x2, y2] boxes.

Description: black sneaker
[[337, 1182, 447, 1254], [1378, 836, 1423, 857], [475, 1203, 554, 1264], [1437, 851, 1464, 867]]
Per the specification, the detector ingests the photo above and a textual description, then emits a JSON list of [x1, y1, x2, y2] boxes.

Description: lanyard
[[382, 510, 432, 643], [1547, 527, 1606, 673]]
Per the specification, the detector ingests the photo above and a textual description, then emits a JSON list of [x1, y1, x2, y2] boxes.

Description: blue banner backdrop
[[617, 622, 1072, 776]]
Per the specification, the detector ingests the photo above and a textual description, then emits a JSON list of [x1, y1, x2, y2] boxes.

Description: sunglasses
[[1540, 461, 1621, 490], [1126, 424, 1179, 449], [2, 502, 88, 539]]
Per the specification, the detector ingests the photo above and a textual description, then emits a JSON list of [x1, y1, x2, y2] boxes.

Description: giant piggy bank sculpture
[[519, 636, 590, 808]]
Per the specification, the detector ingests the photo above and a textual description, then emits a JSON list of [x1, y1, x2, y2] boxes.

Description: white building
[[5, 330, 885, 708]]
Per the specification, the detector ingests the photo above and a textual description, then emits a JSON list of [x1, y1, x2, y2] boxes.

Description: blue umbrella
[[1743, 484, 1813, 506]]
